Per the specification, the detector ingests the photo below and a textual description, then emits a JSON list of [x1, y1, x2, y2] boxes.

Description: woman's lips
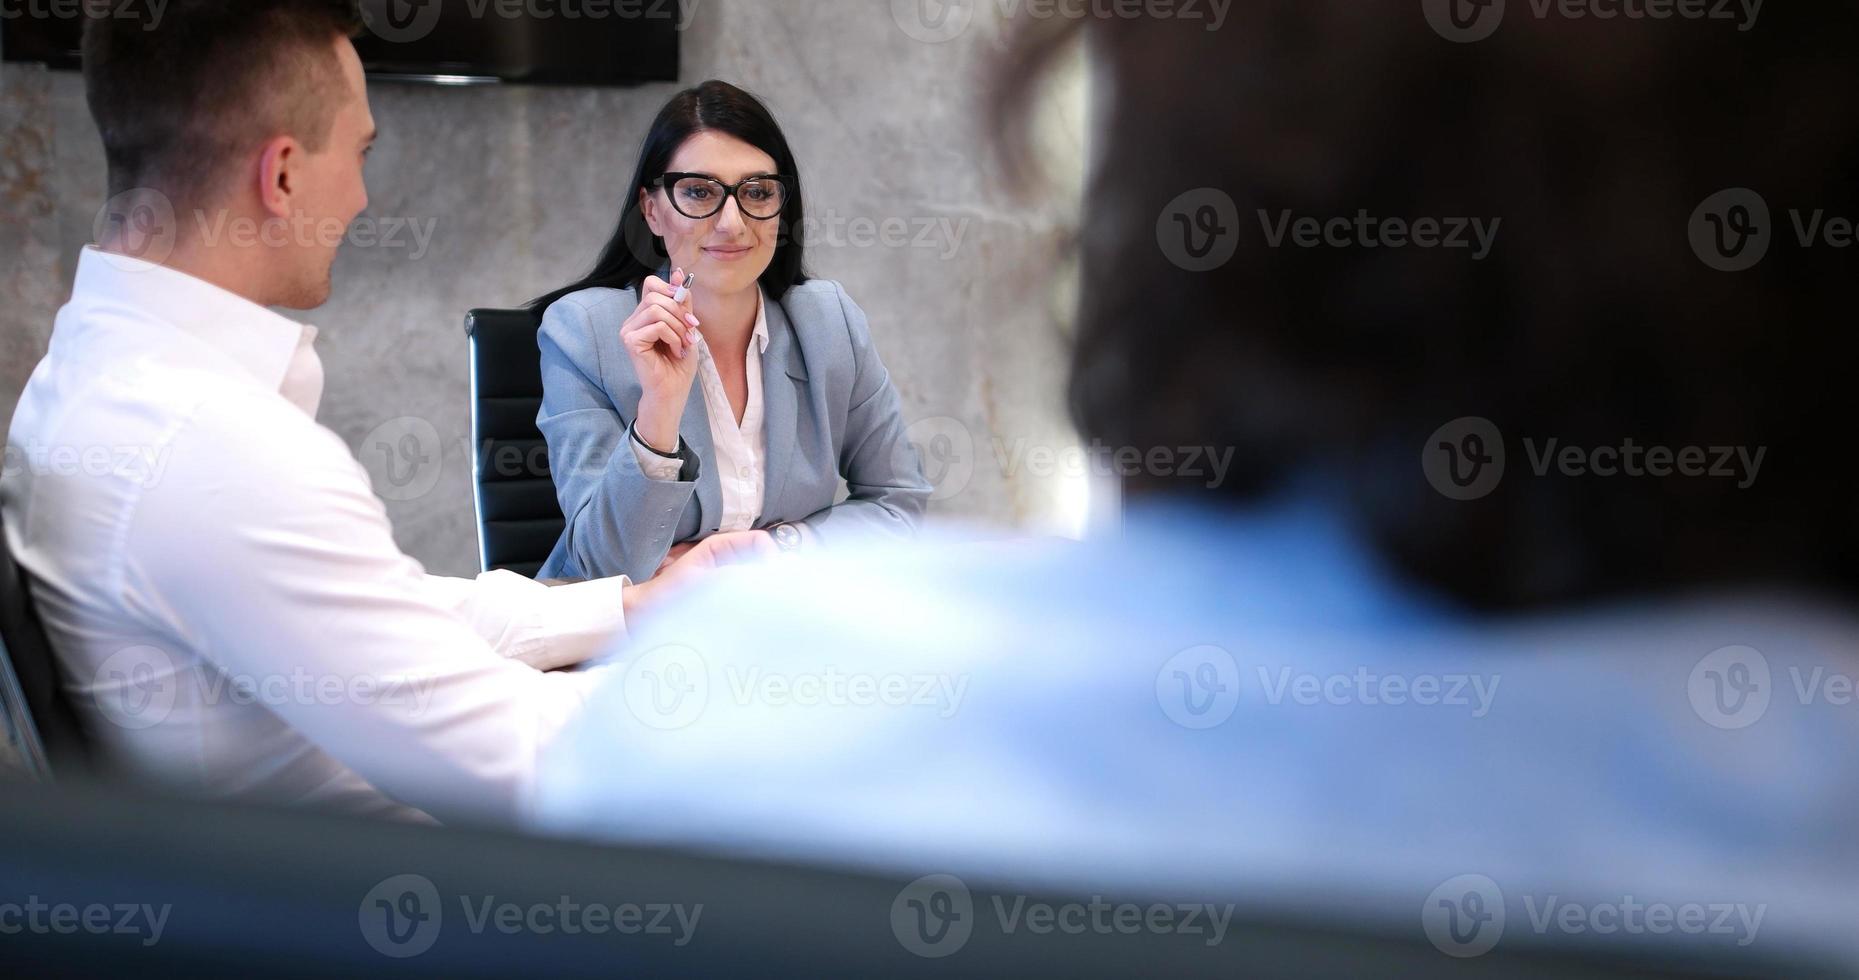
[[702, 245, 754, 261]]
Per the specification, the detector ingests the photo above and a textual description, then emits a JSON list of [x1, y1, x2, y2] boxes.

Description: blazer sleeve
[[796, 286, 933, 545], [536, 296, 699, 582]]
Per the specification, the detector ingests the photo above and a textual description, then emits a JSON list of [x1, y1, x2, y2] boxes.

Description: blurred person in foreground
[[533, 3, 1859, 968], [0, 0, 750, 826]]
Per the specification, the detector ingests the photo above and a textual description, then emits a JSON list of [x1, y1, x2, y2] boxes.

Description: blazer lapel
[[759, 297, 809, 519]]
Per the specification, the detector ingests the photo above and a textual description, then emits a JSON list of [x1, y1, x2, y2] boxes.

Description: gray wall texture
[[1, 0, 1087, 577]]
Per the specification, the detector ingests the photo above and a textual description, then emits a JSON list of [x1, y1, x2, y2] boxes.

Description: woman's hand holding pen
[[624, 268, 703, 455]]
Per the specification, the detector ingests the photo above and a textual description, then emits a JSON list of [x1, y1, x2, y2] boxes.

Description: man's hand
[[624, 531, 778, 620]]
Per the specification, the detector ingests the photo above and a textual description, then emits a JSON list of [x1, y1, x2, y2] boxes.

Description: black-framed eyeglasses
[[652, 172, 792, 221]]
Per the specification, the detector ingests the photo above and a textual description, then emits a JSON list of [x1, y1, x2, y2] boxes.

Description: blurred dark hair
[[530, 80, 809, 313], [993, 6, 1859, 610], [82, 0, 363, 205]]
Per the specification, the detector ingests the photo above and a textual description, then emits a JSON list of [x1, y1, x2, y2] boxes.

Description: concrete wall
[[0, 0, 1086, 577]]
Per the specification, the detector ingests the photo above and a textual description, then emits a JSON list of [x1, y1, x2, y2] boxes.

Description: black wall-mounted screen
[[1, 0, 682, 86]]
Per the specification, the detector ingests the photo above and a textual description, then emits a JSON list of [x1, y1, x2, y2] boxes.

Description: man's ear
[[255, 135, 300, 219]]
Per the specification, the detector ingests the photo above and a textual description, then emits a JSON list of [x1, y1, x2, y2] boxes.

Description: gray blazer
[[534, 279, 932, 582]]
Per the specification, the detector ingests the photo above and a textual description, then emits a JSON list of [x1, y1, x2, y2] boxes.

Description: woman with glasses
[[528, 80, 932, 583]]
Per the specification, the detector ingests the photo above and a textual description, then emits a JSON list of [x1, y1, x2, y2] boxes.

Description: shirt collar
[[71, 246, 322, 413], [752, 287, 771, 355]]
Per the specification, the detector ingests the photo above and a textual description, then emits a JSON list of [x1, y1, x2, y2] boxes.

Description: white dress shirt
[[0, 247, 628, 824], [631, 289, 769, 532]]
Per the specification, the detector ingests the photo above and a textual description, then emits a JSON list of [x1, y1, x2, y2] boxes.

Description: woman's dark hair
[[530, 80, 809, 313], [992, 6, 1859, 611]]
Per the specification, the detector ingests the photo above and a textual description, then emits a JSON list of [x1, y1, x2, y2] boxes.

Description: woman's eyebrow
[[678, 171, 780, 181]]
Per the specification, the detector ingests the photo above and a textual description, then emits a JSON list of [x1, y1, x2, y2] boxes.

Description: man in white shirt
[[0, 1, 749, 824]]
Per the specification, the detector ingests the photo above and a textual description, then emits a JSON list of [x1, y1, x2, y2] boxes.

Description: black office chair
[[0, 505, 94, 779], [466, 309, 565, 578]]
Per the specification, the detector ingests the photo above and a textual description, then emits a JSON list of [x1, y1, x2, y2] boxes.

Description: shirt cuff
[[521, 575, 633, 671], [629, 421, 697, 483]]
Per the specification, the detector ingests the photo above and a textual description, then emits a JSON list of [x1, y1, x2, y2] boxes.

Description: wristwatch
[[770, 522, 804, 553]]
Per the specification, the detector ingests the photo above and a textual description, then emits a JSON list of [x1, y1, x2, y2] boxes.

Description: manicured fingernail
[[686, 314, 700, 327], [688, 330, 700, 344]]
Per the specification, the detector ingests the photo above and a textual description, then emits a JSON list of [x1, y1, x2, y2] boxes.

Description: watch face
[[774, 524, 802, 550]]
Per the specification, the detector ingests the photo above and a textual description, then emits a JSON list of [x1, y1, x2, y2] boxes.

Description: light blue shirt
[[534, 494, 1859, 968]]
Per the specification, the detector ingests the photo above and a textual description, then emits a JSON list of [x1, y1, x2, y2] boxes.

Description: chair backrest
[[0, 505, 93, 778], [466, 309, 565, 579]]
